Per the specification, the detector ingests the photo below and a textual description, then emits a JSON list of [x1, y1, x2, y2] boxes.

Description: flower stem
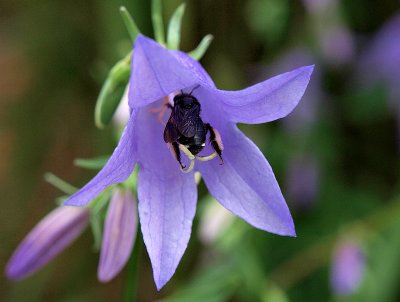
[[123, 230, 143, 302]]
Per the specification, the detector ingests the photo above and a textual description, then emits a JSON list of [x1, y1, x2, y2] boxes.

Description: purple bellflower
[[330, 241, 365, 296], [5, 206, 90, 280], [64, 35, 314, 289]]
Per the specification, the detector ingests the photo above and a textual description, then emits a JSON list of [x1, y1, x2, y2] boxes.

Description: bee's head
[[173, 93, 200, 110]]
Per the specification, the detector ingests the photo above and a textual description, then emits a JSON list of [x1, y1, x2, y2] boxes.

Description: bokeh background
[[1, 0, 399, 301]]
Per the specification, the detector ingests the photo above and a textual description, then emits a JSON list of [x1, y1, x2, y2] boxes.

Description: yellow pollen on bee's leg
[[180, 158, 195, 173], [196, 152, 217, 161], [179, 144, 195, 160], [178, 144, 196, 173]]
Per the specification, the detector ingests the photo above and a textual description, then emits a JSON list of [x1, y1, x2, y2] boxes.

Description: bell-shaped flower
[[64, 35, 313, 289], [5, 206, 90, 280], [98, 189, 137, 282]]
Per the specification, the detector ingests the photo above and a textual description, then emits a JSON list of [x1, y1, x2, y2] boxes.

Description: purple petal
[[129, 35, 213, 108], [6, 206, 90, 280], [64, 112, 137, 206], [197, 123, 295, 236], [135, 103, 197, 290], [331, 241, 365, 296], [98, 189, 137, 282], [211, 65, 314, 124]]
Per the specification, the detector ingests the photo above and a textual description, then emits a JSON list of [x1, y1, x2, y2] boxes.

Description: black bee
[[163, 90, 223, 169]]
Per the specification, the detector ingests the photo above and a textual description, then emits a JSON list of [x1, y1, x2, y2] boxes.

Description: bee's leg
[[178, 144, 195, 173], [204, 123, 224, 164], [167, 142, 185, 169]]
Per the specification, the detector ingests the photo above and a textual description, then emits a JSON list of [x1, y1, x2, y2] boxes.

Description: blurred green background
[[1, 0, 399, 301]]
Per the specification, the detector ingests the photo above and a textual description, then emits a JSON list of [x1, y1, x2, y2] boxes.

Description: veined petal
[[64, 112, 137, 206], [98, 189, 137, 282], [135, 103, 197, 290], [6, 206, 90, 280], [129, 35, 213, 108], [212, 65, 314, 124], [138, 168, 197, 290], [197, 124, 295, 236]]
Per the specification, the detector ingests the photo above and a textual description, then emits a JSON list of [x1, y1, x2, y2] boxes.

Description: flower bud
[[98, 189, 137, 282], [6, 206, 90, 280]]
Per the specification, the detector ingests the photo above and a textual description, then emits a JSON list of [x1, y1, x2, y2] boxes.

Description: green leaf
[[74, 155, 109, 170], [94, 53, 131, 129], [44, 172, 78, 195], [151, 0, 165, 45], [167, 3, 186, 50], [158, 262, 239, 302], [188, 34, 214, 61], [119, 6, 141, 42]]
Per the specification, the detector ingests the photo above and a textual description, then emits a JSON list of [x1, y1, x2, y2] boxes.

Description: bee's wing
[[177, 118, 197, 137], [163, 119, 180, 143], [176, 107, 200, 137]]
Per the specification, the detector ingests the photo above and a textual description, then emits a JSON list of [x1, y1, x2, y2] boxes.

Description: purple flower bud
[[330, 241, 365, 296], [5, 206, 90, 280], [98, 189, 137, 282]]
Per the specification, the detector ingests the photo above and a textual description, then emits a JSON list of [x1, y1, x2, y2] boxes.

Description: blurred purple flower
[[98, 189, 137, 282], [359, 14, 400, 145], [64, 35, 314, 289], [286, 156, 319, 210], [5, 206, 90, 280], [330, 241, 365, 296], [359, 14, 400, 95], [320, 25, 355, 65]]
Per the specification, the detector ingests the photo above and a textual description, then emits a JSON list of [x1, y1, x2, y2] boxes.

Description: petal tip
[[63, 199, 84, 207], [97, 270, 112, 283], [279, 217, 297, 237], [155, 277, 168, 291], [5, 263, 20, 281], [305, 64, 315, 74]]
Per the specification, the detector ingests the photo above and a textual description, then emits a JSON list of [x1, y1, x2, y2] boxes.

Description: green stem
[[123, 230, 143, 302]]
